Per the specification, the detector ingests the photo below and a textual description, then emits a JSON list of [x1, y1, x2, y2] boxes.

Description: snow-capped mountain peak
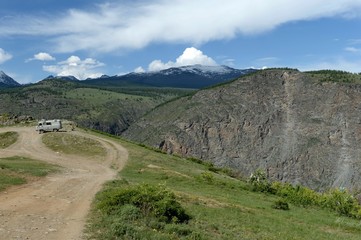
[[0, 71, 21, 86], [156, 64, 255, 79], [178, 64, 233, 73], [83, 64, 257, 89]]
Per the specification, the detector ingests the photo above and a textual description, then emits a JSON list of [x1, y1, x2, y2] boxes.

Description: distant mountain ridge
[[43, 75, 79, 82], [0, 71, 21, 87], [83, 65, 257, 89]]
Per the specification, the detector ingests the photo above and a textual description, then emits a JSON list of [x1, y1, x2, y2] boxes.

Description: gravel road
[[0, 126, 128, 240]]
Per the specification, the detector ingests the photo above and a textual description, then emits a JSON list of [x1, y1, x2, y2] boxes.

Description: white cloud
[[0, 48, 12, 64], [43, 55, 105, 80], [134, 66, 145, 73], [298, 57, 361, 73], [34, 52, 55, 61], [1, 1, 361, 53], [345, 47, 361, 53], [148, 47, 217, 71], [26, 52, 55, 62]]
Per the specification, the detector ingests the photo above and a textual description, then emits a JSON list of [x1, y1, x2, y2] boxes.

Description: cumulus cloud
[[43, 55, 105, 80], [27, 52, 56, 62], [345, 47, 361, 53], [1, 1, 361, 53], [0, 48, 12, 64], [148, 47, 217, 71]]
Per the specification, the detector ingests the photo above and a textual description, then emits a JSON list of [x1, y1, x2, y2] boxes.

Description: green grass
[[85, 131, 361, 239], [42, 132, 106, 157], [64, 88, 152, 106], [0, 131, 18, 149], [0, 156, 60, 191]]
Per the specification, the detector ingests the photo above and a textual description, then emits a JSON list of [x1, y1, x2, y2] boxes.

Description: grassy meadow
[[84, 131, 361, 240], [0, 156, 60, 191], [42, 132, 106, 157], [0, 131, 60, 191]]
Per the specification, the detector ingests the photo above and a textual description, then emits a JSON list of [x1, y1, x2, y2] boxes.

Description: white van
[[36, 119, 62, 133]]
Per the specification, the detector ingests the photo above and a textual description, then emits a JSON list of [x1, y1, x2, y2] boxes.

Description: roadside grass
[[42, 132, 106, 157], [0, 156, 60, 191], [0, 131, 18, 149], [85, 131, 361, 240]]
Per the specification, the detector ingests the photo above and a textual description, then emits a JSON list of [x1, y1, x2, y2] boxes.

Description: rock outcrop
[[123, 69, 361, 191]]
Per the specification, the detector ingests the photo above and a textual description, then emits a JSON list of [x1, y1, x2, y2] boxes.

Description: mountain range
[[82, 65, 256, 88], [1, 64, 256, 89]]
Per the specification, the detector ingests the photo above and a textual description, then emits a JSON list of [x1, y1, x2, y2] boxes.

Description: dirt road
[[0, 126, 128, 240]]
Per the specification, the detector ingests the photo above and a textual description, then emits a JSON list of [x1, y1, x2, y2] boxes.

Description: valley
[[2, 67, 361, 191], [2, 1, 360, 239]]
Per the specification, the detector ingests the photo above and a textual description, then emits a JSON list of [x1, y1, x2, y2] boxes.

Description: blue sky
[[0, 0, 361, 84]]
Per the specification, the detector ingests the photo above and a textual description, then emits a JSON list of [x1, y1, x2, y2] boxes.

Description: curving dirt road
[[0, 126, 128, 240]]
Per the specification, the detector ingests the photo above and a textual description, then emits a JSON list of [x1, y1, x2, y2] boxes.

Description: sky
[[0, 0, 361, 84]]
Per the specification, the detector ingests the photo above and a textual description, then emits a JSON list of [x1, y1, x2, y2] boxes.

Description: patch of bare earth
[[0, 126, 128, 240]]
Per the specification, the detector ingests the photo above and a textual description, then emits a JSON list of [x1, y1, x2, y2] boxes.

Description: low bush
[[249, 169, 361, 219], [271, 182, 320, 207], [97, 183, 191, 223], [272, 199, 290, 210], [249, 169, 271, 192], [200, 171, 215, 183], [322, 188, 361, 218]]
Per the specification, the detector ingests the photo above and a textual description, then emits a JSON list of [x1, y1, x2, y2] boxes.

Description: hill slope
[[86, 130, 361, 239], [123, 69, 361, 191], [0, 79, 193, 134], [2, 126, 361, 239]]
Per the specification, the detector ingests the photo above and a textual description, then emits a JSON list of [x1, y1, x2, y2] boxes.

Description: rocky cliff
[[123, 69, 361, 191]]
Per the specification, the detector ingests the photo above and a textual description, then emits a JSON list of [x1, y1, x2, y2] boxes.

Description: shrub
[[97, 183, 191, 223], [272, 182, 319, 207], [200, 171, 215, 183], [208, 165, 221, 173], [272, 199, 290, 210], [322, 188, 361, 217], [107, 221, 138, 239], [250, 170, 361, 218], [249, 169, 271, 192], [115, 204, 141, 221]]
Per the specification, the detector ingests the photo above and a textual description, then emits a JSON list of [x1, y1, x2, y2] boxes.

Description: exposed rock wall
[[124, 70, 361, 191]]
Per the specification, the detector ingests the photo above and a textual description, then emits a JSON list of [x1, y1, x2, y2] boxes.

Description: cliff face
[[123, 69, 361, 191]]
